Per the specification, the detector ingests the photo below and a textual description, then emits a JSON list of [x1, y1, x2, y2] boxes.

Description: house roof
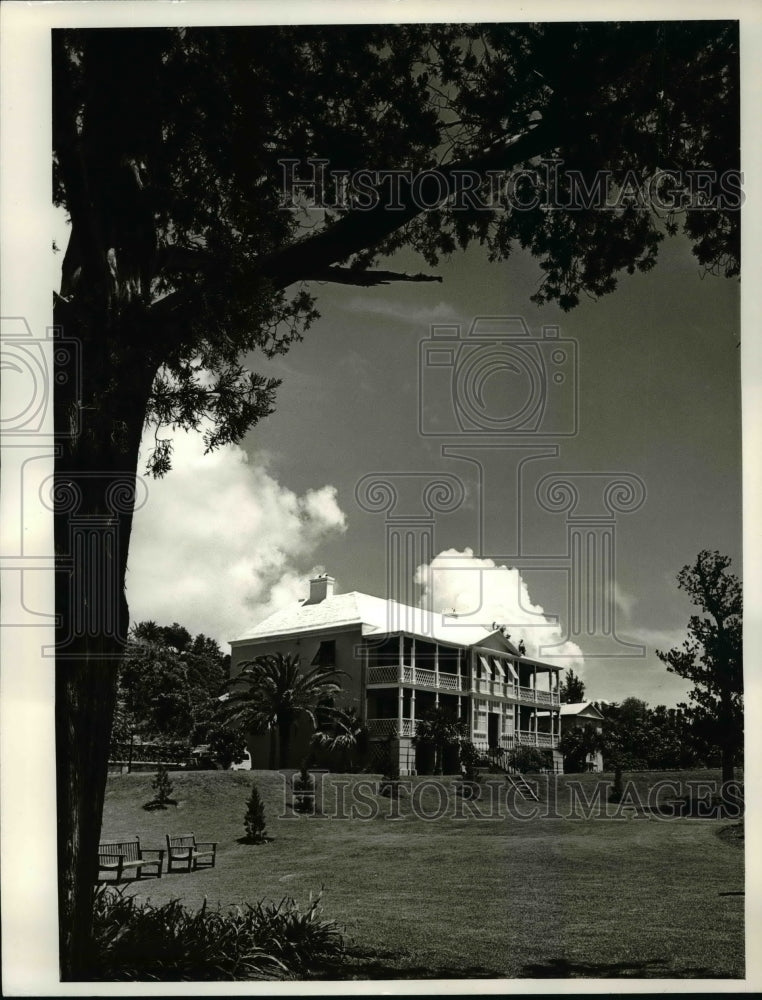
[[232, 590, 519, 651], [559, 701, 605, 719]]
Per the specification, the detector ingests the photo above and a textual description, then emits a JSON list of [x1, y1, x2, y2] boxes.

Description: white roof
[[232, 590, 508, 649], [559, 701, 605, 718]]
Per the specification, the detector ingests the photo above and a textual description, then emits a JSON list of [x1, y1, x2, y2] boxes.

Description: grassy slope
[[101, 770, 744, 979]]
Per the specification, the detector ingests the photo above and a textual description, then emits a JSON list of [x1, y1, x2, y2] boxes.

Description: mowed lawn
[[101, 769, 744, 980]]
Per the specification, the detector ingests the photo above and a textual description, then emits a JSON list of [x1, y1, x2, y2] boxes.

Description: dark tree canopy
[[559, 668, 586, 703], [53, 22, 740, 475], [114, 621, 232, 749]]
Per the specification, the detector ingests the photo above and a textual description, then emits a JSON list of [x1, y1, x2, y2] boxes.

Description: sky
[[38, 19, 743, 711], [123, 226, 741, 708]]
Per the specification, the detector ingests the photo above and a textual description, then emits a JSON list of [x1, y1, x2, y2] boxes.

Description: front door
[[488, 712, 500, 750]]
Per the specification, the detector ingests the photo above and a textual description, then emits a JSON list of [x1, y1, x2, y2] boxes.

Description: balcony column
[[398, 635, 403, 684], [411, 687, 416, 733], [434, 643, 439, 688], [398, 686, 404, 738], [362, 645, 369, 723]]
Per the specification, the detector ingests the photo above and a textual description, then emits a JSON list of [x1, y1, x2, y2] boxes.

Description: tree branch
[[259, 116, 563, 291], [301, 267, 443, 286], [153, 112, 567, 321]]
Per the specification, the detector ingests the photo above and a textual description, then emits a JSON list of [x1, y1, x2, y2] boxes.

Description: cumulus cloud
[[415, 547, 585, 670], [127, 426, 346, 646]]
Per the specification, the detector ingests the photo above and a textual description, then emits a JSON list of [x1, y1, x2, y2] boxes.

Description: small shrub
[[143, 764, 176, 810], [378, 735, 402, 796], [506, 746, 552, 774], [244, 781, 268, 843], [292, 761, 316, 813], [608, 765, 624, 803], [88, 885, 345, 980], [459, 740, 481, 782]]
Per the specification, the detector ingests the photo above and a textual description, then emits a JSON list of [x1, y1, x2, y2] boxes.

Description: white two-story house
[[230, 574, 563, 775]]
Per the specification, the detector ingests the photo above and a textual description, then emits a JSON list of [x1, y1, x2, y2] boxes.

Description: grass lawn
[[101, 769, 744, 980]]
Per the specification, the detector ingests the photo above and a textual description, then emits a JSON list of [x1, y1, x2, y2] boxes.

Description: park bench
[[98, 837, 164, 883], [165, 833, 217, 873]]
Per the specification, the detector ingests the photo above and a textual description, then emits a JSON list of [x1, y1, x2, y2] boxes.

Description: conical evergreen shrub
[[244, 781, 268, 843]]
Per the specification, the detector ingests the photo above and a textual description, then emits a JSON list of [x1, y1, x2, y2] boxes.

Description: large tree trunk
[[278, 720, 292, 769], [54, 300, 154, 979]]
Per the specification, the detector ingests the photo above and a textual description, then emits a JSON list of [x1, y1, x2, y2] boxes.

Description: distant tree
[[656, 551, 743, 782], [646, 705, 698, 770], [219, 653, 345, 767], [559, 723, 601, 773], [243, 782, 268, 843], [413, 707, 468, 775], [598, 699, 650, 773], [560, 669, 586, 704], [207, 727, 247, 770], [112, 622, 230, 756]]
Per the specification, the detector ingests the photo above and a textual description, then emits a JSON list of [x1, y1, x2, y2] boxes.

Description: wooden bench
[[165, 833, 217, 873], [98, 837, 164, 882]]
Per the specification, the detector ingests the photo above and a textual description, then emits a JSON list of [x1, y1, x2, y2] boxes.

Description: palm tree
[[311, 706, 369, 771], [218, 653, 345, 768], [414, 707, 468, 775]]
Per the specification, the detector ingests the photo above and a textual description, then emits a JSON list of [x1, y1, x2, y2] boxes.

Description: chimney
[[305, 573, 335, 605]]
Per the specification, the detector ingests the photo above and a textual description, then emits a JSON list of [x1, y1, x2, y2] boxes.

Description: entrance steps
[[505, 772, 540, 801]]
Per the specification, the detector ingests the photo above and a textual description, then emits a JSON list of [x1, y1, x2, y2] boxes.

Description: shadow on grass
[[716, 822, 744, 848], [317, 947, 495, 980], [325, 950, 736, 981], [520, 957, 731, 978], [235, 835, 274, 845]]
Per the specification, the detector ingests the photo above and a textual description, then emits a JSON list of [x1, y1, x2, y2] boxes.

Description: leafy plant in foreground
[[88, 885, 344, 981]]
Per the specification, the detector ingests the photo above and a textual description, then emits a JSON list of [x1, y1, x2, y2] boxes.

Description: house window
[[311, 640, 336, 668]]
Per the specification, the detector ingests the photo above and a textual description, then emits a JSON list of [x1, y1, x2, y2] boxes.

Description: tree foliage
[[559, 668, 586, 704], [413, 707, 468, 774], [559, 723, 601, 773], [656, 550, 743, 781], [53, 23, 740, 476], [311, 706, 369, 772], [219, 653, 345, 768], [114, 622, 234, 753]]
